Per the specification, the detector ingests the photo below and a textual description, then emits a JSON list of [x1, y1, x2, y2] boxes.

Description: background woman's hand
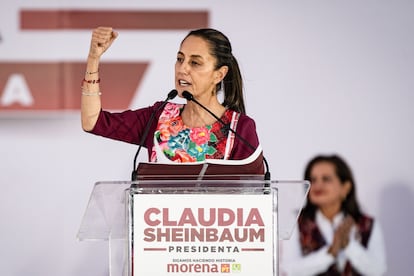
[[88, 27, 118, 59], [328, 215, 355, 257], [338, 215, 355, 248]]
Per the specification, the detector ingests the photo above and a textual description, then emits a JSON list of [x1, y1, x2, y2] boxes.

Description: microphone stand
[[131, 90, 178, 181]]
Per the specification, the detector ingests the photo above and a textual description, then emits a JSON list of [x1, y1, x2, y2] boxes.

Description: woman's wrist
[[81, 69, 100, 94]]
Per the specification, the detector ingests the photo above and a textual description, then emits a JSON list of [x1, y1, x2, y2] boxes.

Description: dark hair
[[301, 154, 363, 221], [183, 28, 246, 114]]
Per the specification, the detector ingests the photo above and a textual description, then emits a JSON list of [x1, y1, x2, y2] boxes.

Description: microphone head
[[182, 90, 193, 101], [168, 89, 178, 100]]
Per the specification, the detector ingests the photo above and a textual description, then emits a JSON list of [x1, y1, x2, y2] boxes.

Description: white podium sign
[[130, 193, 276, 275]]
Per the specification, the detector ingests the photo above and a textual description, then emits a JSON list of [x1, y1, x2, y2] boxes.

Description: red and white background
[[1, 1, 413, 275]]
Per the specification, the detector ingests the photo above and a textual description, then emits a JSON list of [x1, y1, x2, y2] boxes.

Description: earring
[[219, 80, 224, 92]]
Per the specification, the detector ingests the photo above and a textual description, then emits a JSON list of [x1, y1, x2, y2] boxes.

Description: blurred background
[[1, 0, 413, 275]]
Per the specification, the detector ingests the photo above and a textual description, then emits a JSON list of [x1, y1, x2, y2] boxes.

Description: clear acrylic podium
[[77, 175, 309, 276]]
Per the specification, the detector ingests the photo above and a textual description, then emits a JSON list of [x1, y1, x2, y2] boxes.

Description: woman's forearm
[[81, 56, 101, 131]]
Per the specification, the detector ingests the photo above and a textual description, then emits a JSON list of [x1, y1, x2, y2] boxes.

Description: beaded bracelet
[[82, 91, 102, 96], [82, 78, 100, 84]]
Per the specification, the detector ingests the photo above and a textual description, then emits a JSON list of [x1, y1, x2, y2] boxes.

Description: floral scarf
[[150, 103, 240, 163]]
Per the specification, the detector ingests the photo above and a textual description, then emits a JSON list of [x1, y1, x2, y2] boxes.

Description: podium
[[77, 174, 309, 276]]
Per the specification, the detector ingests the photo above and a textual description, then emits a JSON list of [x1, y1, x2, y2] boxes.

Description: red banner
[[20, 10, 209, 30], [0, 62, 147, 110]]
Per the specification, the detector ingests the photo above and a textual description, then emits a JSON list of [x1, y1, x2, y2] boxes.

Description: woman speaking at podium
[[81, 27, 263, 169]]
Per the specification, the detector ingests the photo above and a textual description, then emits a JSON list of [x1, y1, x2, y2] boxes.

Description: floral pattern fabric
[[150, 103, 238, 163]]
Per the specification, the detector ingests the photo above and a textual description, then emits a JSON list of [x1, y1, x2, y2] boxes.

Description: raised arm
[[81, 27, 118, 131]]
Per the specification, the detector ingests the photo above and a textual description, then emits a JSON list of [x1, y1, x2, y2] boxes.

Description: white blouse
[[280, 210, 387, 276]]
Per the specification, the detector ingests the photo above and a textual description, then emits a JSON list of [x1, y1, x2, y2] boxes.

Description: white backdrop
[[1, 1, 413, 275]]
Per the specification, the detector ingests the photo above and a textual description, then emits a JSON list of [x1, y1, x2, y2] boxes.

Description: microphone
[[131, 89, 178, 181], [182, 91, 271, 182]]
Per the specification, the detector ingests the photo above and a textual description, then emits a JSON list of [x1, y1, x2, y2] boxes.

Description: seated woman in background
[[281, 154, 387, 276]]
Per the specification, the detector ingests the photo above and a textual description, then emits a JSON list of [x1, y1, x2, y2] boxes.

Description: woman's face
[[308, 161, 351, 209], [175, 35, 227, 99]]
